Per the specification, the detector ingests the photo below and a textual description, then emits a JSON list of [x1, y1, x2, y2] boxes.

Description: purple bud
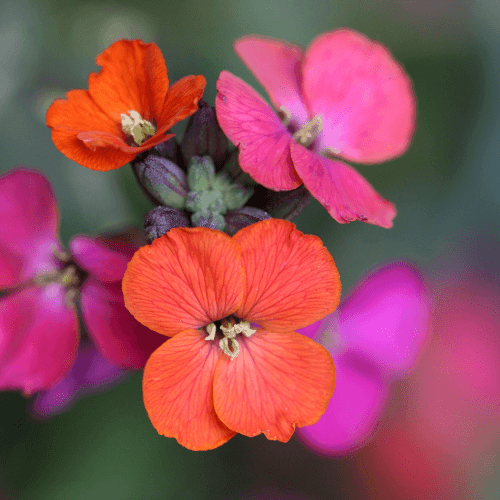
[[134, 155, 188, 209], [181, 100, 229, 168], [144, 207, 190, 243], [153, 138, 180, 163], [224, 207, 271, 236], [263, 185, 310, 220], [191, 211, 226, 231]]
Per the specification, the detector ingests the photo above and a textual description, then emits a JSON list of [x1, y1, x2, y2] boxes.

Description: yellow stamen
[[121, 110, 156, 146], [293, 115, 323, 148]]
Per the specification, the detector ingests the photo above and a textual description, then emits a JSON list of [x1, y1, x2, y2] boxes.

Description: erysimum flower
[[295, 262, 430, 455], [0, 168, 164, 394], [46, 39, 206, 171], [122, 219, 341, 450], [215, 29, 416, 228]]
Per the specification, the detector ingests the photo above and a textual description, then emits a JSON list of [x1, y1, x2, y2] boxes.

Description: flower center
[[292, 115, 323, 148], [120, 110, 156, 146], [204, 317, 256, 360]]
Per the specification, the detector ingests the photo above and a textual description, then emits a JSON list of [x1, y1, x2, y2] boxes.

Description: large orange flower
[[46, 39, 206, 171], [122, 219, 341, 450]]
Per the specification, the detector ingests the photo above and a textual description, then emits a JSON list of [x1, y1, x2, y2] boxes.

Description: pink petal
[[70, 235, 135, 282], [234, 36, 309, 127], [0, 284, 79, 394], [0, 168, 60, 287], [290, 141, 396, 227], [302, 29, 416, 163], [31, 342, 127, 418], [80, 278, 165, 369], [338, 262, 430, 376], [215, 71, 302, 190], [296, 353, 389, 455]]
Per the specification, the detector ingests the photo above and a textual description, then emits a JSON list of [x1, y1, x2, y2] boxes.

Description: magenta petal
[[296, 354, 389, 455], [290, 141, 396, 227], [70, 235, 135, 283], [80, 278, 165, 370], [0, 284, 79, 394], [216, 71, 302, 190], [31, 342, 127, 418], [234, 36, 309, 127], [338, 262, 430, 376], [302, 29, 416, 164], [0, 168, 60, 287]]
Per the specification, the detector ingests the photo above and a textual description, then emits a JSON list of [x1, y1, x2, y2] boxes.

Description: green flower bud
[[191, 211, 226, 231], [187, 156, 215, 192]]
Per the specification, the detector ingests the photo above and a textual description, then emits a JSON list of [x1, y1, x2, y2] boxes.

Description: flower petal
[[88, 39, 169, 124], [0, 284, 79, 394], [216, 71, 301, 190], [338, 262, 430, 375], [143, 330, 235, 450], [296, 353, 389, 455], [81, 279, 165, 369], [302, 29, 416, 163], [290, 141, 396, 228], [122, 227, 245, 336], [234, 219, 340, 332], [213, 329, 335, 442], [156, 75, 207, 132], [234, 36, 308, 126], [0, 169, 60, 287], [70, 235, 135, 282]]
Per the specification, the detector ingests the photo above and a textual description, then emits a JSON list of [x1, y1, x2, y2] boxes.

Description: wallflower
[[31, 341, 128, 418], [0, 168, 164, 395], [358, 269, 500, 499], [215, 29, 416, 228], [122, 219, 341, 450], [295, 262, 430, 455], [46, 39, 206, 171]]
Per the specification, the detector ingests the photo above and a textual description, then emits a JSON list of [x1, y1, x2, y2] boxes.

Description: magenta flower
[[215, 29, 416, 228], [31, 341, 128, 418], [0, 168, 164, 395], [295, 262, 430, 455]]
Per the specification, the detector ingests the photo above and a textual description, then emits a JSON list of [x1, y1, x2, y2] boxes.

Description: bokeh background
[[1, 0, 499, 498]]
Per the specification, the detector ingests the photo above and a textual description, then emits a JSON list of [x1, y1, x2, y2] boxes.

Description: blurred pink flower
[[0, 168, 164, 396], [31, 341, 128, 418], [358, 269, 500, 499], [295, 262, 430, 455], [215, 29, 416, 228]]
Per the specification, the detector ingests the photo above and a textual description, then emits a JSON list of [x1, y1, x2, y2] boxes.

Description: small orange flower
[[122, 219, 341, 450], [46, 39, 206, 171]]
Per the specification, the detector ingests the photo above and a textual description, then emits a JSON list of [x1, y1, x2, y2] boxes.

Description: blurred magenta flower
[[215, 29, 416, 228], [0, 168, 164, 395], [358, 270, 500, 499], [31, 341, 128, 418], [295, 262, 430, 455]]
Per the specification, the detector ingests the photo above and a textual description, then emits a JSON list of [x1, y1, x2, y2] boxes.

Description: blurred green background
[[1, 0, 499, 498]]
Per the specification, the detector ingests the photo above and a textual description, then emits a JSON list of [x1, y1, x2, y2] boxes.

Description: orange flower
[[46, 39, 206, 171], [122, 219, 341, 450]]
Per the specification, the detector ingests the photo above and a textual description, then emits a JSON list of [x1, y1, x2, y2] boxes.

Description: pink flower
[[0, 168, 164, 395], [215, 29, 416, 228], [358, 269, 500, 499], [295, 262, 430, 455], [31, 341, 128, 418]]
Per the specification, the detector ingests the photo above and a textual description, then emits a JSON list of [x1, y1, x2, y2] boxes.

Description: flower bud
[[144, 206, 190, 244], [185, 189, 225, 214], [224, 207, 271, 236], [134, 156, 188, 209], [191, 211, 226, 231], [263, 185, 310, 220], [181, 100, 229, 167], [187, 156, 216, 192]]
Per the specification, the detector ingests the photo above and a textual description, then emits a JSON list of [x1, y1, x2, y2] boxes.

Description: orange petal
[[122, 227, 245, 336], [234, 219, 341, 332], [156, 75, 207, 132], [213, 329, 335, 442], [88, 39, 170, 123], [143, 330, 236, 450]]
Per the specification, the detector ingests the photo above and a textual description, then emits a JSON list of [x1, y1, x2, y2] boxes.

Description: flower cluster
[[0, 29, 426, 453]]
